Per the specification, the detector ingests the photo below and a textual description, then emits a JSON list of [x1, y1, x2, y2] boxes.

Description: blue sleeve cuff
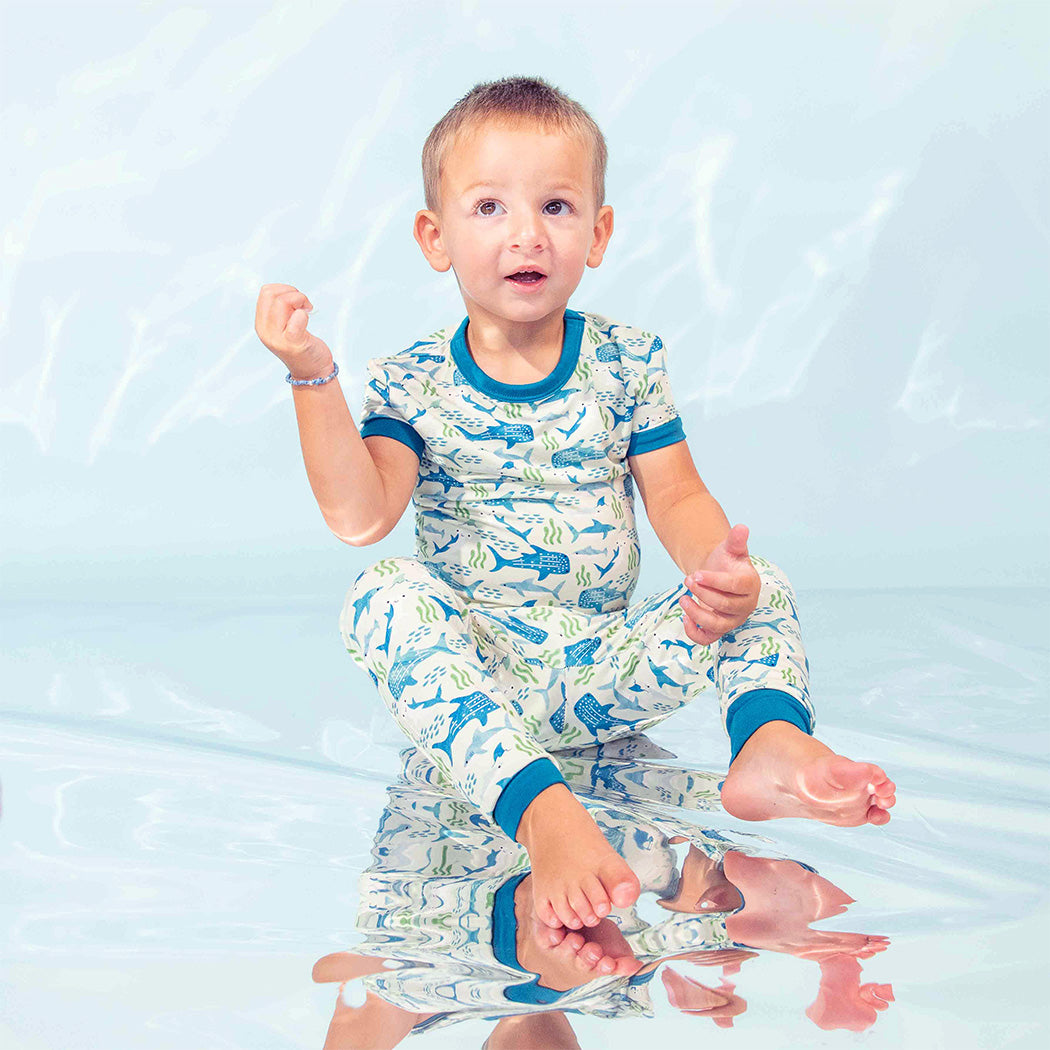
[[493, 758, 567, 840], [358, 415, 425, 461], [627, 416, 685, 457], [726, 689, 813, 764]]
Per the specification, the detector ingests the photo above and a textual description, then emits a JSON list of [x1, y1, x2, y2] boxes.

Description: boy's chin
[[468, 298, 573, 324]]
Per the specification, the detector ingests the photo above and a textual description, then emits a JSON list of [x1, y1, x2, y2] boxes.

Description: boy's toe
[[561, 931, 585, 952], [536, 897, 561, 929], [557, 896, 583, 929], [603, 867, 641, 909], [568, 890, 597, 926], [581, 873, 611, 915]]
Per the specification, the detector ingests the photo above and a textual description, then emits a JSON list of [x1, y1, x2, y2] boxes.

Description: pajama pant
[[339, 553, 814, 840]]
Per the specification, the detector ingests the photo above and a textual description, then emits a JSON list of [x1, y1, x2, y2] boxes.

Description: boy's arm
[[627, 439, 731, 576], [255, 284, 415, 545], [290, 377, 417, 546]]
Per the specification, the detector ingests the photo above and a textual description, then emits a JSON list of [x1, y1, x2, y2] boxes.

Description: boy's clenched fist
[[254, 283, 334, 382]]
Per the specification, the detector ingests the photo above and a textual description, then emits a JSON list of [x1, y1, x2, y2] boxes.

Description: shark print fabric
[[355, 309, 682, 611], [340, 309, 815, 832]]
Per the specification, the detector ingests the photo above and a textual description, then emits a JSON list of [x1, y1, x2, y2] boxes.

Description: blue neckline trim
[[450, 310, 584, 403]]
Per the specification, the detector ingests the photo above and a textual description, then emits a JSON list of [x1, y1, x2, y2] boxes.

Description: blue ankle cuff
[[493, 758, 567, 840], [493, 872, 572, 1004], [491, 872, 655, 1003], [727, 689, 812, 764]]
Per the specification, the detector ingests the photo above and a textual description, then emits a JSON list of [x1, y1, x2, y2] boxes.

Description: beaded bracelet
[[286, 361, 339, 386]]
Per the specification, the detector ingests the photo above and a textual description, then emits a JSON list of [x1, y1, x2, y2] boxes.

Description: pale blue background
[[2, 3, 1049, 1048], [2, 0, 1046, 596]]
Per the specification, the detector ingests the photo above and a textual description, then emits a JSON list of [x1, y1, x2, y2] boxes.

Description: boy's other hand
[[254, 283, 334, 380], [678, 524, 761, 646]]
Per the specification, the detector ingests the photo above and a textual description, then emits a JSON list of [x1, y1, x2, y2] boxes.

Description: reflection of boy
[[314, 773, 891, 1045], [257, 75, 896, 943]]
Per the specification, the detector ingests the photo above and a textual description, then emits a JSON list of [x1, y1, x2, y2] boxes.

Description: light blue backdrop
[[2, 0, 1047, 596]]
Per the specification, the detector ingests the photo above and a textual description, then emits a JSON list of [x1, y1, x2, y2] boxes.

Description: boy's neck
[[462, 303, 567, 364]]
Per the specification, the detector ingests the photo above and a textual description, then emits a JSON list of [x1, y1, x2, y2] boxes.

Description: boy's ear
[[586, 204, 615, 268], [414, 209, 452, 272]]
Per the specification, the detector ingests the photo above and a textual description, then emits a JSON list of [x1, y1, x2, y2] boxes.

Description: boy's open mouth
[[506, 271, 546, 285]]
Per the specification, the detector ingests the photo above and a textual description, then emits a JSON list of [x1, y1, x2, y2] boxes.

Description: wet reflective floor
[[1, 587, 1047, 1047]]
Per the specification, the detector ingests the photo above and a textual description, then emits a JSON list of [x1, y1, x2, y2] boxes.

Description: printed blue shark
[[550, 694, 567, 733], [453, 420, 535, 448], [422, 559, 462, 593], [378, 605, 396, 656], [350, 585, 383, 635], [578, 584, 632, 612], [419, 465, 459, 494], [551, 445, 601, 469], [481, 496, 535, 513], [574, 694, 639, 734], [387, 642, 453, 700], [742, 616, 793, 632], [486, 544, 571, 580], [424, 592, 461, 622], [563, 637, 601, 666], [430, 532, 460, 555], [500, 615, 549, 645], [601, 403, 633, 429], [554, 407, 588, 441], [567, 519, 616, 542], [645, 653, 685, 691], [718, 650, 781, 669], [420, 690, 502, 765]]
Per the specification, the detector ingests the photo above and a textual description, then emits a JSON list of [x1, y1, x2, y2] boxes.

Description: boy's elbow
[[326, 515, 390, 547]]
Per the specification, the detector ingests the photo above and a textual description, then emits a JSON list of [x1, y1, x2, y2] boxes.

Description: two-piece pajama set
[[340, 308, 814, 840]]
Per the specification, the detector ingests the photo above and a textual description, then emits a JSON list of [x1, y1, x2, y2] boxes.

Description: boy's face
[[414, 120, 614, 332]]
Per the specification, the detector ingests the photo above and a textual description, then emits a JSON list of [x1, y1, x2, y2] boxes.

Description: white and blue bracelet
[[286, 361, 339, 386]]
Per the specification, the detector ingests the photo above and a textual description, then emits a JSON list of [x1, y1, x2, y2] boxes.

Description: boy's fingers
[[680, 601, 726, 643], [685, 587, 739, 615], [685, 570, 751, 596]]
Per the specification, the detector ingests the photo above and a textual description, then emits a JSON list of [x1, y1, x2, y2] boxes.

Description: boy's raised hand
[[679, 524, 761, 646], [254, 283, 334, 380]]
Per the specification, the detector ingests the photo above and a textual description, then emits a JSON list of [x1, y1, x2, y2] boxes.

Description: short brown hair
[[421, 75, 607, 215]]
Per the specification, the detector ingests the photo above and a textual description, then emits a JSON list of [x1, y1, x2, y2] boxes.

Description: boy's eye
[[475, 200, 505, 216], [543, 200, 571, 215]]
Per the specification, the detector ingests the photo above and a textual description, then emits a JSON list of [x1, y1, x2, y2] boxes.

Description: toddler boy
[[253, 76, 895, 941]]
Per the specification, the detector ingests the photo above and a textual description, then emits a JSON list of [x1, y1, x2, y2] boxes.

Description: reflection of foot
[[516, 783, 641, 929], [721, 722, 896, 826], [515, 873, 642, 988], [723, 851, 889, 959], [661, 968, 747, 1028], [806, 953, 894, 1032]]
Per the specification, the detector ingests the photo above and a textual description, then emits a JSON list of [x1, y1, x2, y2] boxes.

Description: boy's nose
[[509, 217, 546, 252]]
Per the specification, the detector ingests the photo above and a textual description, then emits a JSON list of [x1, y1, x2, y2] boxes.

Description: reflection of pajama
[[341, 308, 814, 839], [352, 750, 803, 1032]]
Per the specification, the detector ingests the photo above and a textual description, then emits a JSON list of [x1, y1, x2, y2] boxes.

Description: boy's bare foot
[[720, 722, 896, 826], [515, 783, 641, 929], [514, 873, 642, 984]]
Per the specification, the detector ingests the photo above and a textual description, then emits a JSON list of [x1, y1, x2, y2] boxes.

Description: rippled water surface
[[2, 586, 1047, 1048]]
